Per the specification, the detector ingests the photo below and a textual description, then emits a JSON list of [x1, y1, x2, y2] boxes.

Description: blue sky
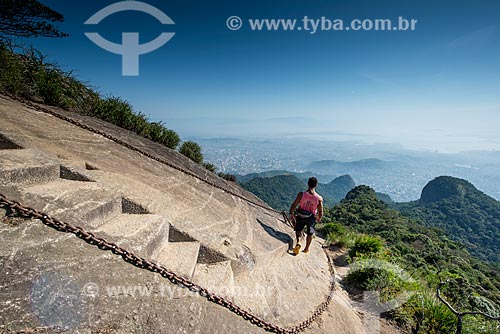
[[29, 0, 500, 152]]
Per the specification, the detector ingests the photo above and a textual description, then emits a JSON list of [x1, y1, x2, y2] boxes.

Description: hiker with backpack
[[289, 177, 323, 255]]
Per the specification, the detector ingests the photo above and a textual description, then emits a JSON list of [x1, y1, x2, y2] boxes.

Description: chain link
[[0, 92, 335, 332], [0, 193, 336, 333], [0, 92, 280, 214]]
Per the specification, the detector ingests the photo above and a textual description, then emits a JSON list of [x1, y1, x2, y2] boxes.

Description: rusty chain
[[0, 92, 334, 331], [0, 194, 336, 334], [0, 92, 280, 214]]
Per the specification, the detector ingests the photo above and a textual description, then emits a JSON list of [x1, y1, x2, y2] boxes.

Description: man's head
[[308, 177, 318, 189]]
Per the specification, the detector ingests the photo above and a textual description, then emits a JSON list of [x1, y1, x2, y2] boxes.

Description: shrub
[[468, 295, 499, 318], [89, 97, 180, 149], [203, 162, 217, 173], [0, 45, 24, 94], [218, 172, 237, 182], [34, 67, 65, 106], [322, 222, 346, 236], [345, 259, 420, 303], [159, 128, 180, 149], [320, 222, 356, 248], [398, 293, 457, 334], [0, 45, 182, 151], [349, 235, 384, 258], [332, 231, 357, 248], [179, 141, 203, 164], [93, 97, 134, 126], [463, 314, 500, 334]]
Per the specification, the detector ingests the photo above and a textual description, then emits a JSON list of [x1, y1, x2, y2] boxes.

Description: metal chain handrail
[[0, 92, 280, 214], [0, 194, 335, 334]]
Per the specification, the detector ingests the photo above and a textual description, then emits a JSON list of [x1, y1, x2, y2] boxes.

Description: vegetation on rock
[[397, 176, 500, 263], [319, 185, 500, 333], [0, 0, 219, 173]]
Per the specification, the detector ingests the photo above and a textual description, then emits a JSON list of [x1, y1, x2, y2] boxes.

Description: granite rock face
[[0, 94, 365, 334]]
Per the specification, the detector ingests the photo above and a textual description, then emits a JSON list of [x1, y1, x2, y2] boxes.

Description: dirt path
[[328, 247, 403, 334]]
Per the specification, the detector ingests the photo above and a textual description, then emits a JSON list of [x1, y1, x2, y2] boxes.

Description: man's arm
[[289, 192, 302, 218], [316, 199, 323, 223]]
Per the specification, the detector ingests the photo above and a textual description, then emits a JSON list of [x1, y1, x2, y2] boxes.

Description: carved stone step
[[22, 179, 122, 228], [95, 214, 170, 258], [193, 260, 234, 298], [0, 148, 59, 185], [152, 241, 201, 279]]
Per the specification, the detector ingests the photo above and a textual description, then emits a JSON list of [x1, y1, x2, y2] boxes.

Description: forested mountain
[[317, 174, 356, 204], [396, 176, 500, 263], [240, 174, 305, 211], [240, 174, 391, 210], [235, 170, 334, 184], [324, 185, 500, 333]]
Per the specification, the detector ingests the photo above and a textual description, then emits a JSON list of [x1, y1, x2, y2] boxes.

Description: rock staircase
[[0, 133, 235, 298]]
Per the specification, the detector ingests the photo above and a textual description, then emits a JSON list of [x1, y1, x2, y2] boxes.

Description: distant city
[[196, 137, 500, 202]]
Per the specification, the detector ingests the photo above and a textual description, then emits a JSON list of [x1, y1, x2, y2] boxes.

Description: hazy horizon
[[185, 123, 500, 153], [183, 125, 500, 154], [197, 136, 500, 202], [30, 0, 500, 153]]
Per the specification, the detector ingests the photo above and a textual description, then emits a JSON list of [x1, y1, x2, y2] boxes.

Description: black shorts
[[294, 210, 316, 236]]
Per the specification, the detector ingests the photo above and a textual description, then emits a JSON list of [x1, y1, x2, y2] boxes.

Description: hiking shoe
[[293, 244, 301, 255]]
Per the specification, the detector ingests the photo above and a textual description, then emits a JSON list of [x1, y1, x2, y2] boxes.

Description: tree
[[0, 0, 68, 39], [179, 141, 203, 164], [436, 269, 500, 333]]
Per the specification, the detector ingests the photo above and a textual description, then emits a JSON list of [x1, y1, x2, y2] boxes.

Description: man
[[289, 177, 323, 255]]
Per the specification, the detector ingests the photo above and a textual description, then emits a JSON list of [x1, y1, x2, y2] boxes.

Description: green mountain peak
[[420, 176, 478, 205]]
